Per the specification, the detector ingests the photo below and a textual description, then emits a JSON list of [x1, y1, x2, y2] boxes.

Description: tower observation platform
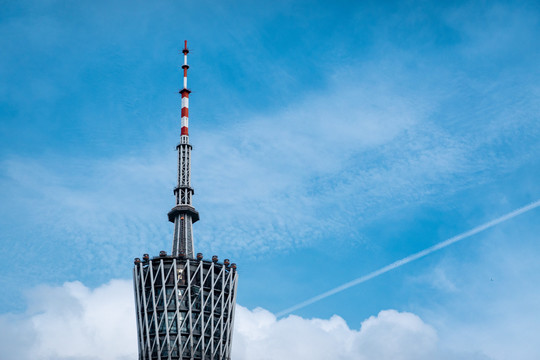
[[133, 41, 238, 360]]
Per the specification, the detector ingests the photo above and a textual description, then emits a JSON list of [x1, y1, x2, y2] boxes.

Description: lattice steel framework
[[133, 41, 238, 360], [134, 257, 238, 360]]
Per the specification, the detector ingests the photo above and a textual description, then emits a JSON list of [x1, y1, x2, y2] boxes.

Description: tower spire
[[168, 40, 199, 258], [181, 40, 190, 138]]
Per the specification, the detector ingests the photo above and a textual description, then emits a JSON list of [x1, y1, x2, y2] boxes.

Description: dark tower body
[[133, 42, 238, 360]]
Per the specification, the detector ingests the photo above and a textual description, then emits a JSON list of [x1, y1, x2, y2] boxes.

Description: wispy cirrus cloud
[[2, 58, 538, 262]]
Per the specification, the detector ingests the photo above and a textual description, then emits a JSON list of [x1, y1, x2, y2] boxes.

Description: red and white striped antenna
[[169, 40, 199, 258], [180, 40, 190, 140]]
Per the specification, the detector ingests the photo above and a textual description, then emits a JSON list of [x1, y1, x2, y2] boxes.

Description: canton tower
[[133, 41, 239, 360]]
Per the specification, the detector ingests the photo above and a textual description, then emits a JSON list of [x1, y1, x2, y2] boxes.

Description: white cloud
[[0, 280, 137, 360], [0, 279, 492, 360], [233, 307, 440, 360]]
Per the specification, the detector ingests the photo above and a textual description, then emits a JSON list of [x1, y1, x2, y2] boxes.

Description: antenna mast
[[168, 40, 199, 257]]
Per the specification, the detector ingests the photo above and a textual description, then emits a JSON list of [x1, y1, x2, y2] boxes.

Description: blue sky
[[1, 0, 540, 358]]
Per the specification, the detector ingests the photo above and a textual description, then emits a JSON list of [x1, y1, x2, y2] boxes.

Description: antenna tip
[[182, 40, 189, 54]]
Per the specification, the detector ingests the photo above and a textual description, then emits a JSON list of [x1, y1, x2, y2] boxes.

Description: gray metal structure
[[133, 41, 238, 360]]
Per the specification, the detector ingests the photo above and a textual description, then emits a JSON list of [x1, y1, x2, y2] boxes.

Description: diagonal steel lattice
[[134, 257, 238, 360]]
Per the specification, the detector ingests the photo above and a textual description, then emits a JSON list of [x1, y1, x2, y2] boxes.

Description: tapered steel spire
[[168, 40, 199, 258]]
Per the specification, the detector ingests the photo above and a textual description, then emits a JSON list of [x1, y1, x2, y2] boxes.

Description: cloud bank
[[0, 279, 490, 360], [234, 306, 440, 360]]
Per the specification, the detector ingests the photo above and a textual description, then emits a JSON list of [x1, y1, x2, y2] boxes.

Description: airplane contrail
[[276, 199, 540, 318]]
